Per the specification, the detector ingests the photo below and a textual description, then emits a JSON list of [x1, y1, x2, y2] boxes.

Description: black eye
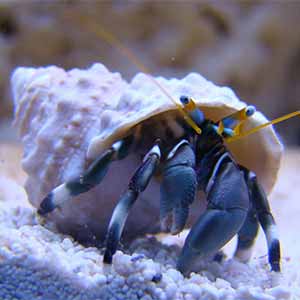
[[246, 106, 256, 117], [180, 95, 189, 104]]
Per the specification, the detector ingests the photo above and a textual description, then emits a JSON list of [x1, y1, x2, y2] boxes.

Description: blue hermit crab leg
[[103, 141, 161, 264], [160, 139, 197, 234], [38, 135, 134, 215], [236, 168, 281, 272], [177, 155, 249, 275]]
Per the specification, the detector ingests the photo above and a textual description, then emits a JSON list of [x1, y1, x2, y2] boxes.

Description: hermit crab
[[13, 60, 299, 275]]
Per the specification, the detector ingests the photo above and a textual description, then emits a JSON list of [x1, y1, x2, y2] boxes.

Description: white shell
[[11, 63, 282, 242]]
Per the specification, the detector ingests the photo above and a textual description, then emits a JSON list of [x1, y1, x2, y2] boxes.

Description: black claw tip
[[37, 193, 55, 215], [176, 258, 191, 277], [269, 239, 281, 272], [103, 251, 113, 265], [271, 262, 281, 272], [213, 252, 225, 263]]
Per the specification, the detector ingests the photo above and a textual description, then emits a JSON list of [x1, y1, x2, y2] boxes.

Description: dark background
[[0, 1, 299, 144]]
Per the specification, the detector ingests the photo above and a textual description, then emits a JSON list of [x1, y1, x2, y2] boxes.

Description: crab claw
[[160, 140, 197, 235], [160, 167, 197, 234]]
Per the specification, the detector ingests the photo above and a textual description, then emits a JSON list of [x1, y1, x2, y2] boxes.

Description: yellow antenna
[[66, 12, 299, 141], [226, 111, 300, 143], [74, 14, 202, 135]]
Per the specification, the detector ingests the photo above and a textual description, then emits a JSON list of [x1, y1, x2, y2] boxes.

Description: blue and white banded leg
[[103, 141, 161, 264], [38, 135, 134, 215], [238, 168, 281, 272]]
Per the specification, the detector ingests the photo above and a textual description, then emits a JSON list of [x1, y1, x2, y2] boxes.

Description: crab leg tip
[[269, 239, 281, 272], [176, 257, 192, 276], [103, 252, 113, 265], [38, 192, 55, 215], [271, 262, 280, 272], [213, 251, 226, 263]]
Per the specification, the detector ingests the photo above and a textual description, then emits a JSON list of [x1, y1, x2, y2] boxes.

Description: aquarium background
[[0, 1, 299, 144]]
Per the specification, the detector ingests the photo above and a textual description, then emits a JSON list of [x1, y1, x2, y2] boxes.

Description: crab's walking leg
[[103, 141, 161, 264], [177, 157, 249, 275], [160, 140, 197, 234], [241, 169, 281, 272], [38, 135, 134, 215]]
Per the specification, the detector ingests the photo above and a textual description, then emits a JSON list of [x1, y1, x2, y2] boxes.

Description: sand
[[0, 144, 299, 300]]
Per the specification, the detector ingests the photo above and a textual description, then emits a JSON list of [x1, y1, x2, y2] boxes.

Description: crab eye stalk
[[180, 95, 205, 127]]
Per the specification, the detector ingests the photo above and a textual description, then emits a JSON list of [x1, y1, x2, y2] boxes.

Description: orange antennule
[[226, 111, 300, 143], [75, 14, 202, 135]]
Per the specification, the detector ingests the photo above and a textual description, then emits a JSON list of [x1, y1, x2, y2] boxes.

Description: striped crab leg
[[38, 135, 134, 215]]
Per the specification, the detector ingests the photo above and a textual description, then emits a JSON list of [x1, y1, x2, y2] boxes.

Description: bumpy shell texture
[[11, 63, 282, 243]]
